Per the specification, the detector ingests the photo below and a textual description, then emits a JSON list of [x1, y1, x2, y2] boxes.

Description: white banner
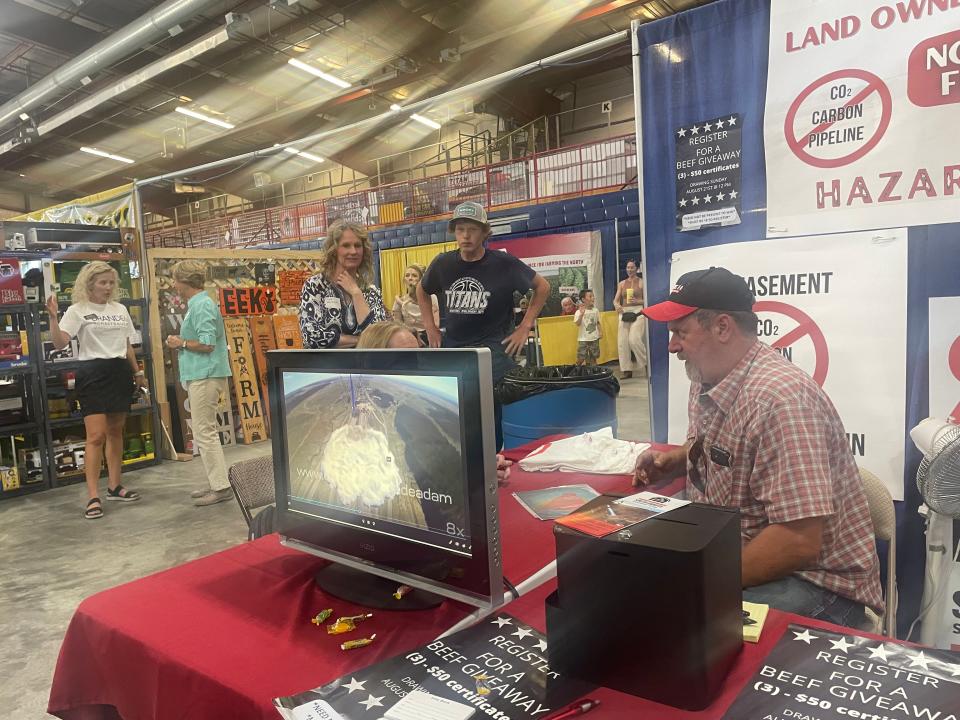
[[929, 296, 960, 423], [666, 229, 908, 500], [764, 0, 960, 237]]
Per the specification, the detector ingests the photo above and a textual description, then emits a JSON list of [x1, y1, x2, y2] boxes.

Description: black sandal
[[106, 484, 141, 502], [84, 498, 103, 520]]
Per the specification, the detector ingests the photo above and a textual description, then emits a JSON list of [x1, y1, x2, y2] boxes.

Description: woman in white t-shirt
[[47, 261, 146, 519]]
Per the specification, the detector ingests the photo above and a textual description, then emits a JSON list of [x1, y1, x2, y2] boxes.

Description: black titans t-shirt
[[421, 248, 536, 346]]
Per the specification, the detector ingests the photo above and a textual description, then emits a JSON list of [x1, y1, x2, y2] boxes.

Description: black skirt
[[76, 358, 134, 417]]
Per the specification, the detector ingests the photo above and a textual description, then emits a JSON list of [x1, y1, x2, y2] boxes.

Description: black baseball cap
[[642, 267, 755, 322]]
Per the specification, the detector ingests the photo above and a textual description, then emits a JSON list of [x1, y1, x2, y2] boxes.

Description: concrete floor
[[0, 375, 649, 719]]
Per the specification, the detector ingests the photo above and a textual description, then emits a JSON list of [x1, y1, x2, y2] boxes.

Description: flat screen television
[[268, 347, 503, 610]]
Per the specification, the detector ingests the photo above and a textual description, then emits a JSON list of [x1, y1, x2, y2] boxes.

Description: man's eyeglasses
[[688, 436, 706, 493]]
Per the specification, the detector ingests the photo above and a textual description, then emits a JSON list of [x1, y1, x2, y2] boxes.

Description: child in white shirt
[[573, 289, 602, 366]]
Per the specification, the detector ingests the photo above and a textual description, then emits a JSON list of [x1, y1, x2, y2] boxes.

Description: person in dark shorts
[[47, 261, 146, 519]]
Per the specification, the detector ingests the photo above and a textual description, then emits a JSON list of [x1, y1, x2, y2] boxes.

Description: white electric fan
[[910, 418, 960, 647]]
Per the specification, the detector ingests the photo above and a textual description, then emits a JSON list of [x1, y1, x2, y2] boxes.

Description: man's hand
[[496, 454, 512, 485], [425, 326, 442, 348], [633, 446, 687, 487], [165, 335, 182, 349], [502, 324, 530, 356]]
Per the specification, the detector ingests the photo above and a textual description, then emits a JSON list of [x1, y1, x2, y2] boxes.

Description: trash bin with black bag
[[497, 365, 620, 449]]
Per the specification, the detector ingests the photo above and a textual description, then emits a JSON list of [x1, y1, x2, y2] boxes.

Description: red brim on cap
[[642, 301, 698, 322]]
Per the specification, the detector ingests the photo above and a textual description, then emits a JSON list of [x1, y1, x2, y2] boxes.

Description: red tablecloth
[[48, 438, 875, 720]]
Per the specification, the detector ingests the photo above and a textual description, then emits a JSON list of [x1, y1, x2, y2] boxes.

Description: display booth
[[633, 0, 960, 642], [146, 248, 324, 454]]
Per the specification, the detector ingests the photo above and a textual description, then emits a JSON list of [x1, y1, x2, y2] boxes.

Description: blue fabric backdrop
[[635, 0, 960, 636]]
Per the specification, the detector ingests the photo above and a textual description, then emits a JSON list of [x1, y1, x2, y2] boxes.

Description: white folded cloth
[[519, 427, 650, 475]]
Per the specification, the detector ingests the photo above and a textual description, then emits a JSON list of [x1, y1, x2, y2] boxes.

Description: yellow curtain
[[538, 311, 620, 366], [379, 242, 456, 312]]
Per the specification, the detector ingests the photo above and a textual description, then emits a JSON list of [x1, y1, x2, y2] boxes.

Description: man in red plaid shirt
[[635, 267, 882, 628]]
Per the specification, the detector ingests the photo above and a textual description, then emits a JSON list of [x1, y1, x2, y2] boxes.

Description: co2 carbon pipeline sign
[[929, 296, 960, 424], [666, 228, 908, 500], [764, 0, 960, 237]]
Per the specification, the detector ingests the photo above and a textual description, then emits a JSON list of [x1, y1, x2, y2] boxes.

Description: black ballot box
[[546, 496, 743, 710]]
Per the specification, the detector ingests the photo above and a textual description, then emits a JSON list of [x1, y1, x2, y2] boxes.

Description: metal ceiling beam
[[137, 29, 630, 186], [0, 0, 222, 128], [0, 3, 101, 56]]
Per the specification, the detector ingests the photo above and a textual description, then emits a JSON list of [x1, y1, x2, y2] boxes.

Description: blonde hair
[[72, 261, 120, 304], [171, 259, 207, 289], [357, 321, 414, 349], [321, 219, 373, 287], [404, 263, 425, 300]]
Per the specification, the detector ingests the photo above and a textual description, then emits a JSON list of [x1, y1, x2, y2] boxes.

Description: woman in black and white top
[[299, 219, 387, 348], [47, 261, 146, 519]]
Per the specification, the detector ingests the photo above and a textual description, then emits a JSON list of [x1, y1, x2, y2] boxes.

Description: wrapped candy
[[310, 609, 333, 626], [474, 672, 494, 696], [393, 585, 412, 600], [327, 612, 373, 635], [341, 634, 377, 651]]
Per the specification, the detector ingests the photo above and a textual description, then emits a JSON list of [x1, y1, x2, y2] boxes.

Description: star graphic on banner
[[868, 644, 889, 662], [691, 125, 700, 135], [536, 639, 548, 652], [492, 617, 512, 628], [703, 194, 712, 204], [943, 662, 960, 678], [716, 118, 725, 128], [703, 122, 713, 132], [792, 629, 818, 644], [910, 651, 931, 671], [728, 189, 738, 200], [344, 678, 366, 694], [678, 198, 688, 207], [727, 115, 737, 126], [358, 694, 384, 711], [691, 196, 700, 205], [716, 192, 726, 201], [512, 627, 533, 640], [830, 637, 854, 653], [677, 127, 687, 138]]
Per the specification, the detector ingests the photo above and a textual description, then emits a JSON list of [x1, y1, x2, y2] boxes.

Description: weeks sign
[[764, 0, 960, 236], [723, 623, 960, 719], [666, 229, 908, 499]]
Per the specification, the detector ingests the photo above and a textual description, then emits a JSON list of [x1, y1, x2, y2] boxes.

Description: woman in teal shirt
[[165, 260, 233, 506]]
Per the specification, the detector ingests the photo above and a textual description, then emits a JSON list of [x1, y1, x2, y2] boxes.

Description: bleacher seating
[[287, 189, 643, 274]]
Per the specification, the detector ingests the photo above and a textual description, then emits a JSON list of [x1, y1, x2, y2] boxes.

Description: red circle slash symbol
[[753, 301, 829, 387], [949, 336, 960, 421], [784, 69, 892, 169]]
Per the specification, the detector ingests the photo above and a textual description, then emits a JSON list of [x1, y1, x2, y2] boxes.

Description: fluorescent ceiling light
[[410, 113, 441, 130], [287, 58, 351, 89], [175, 106, 235, 129], [279, 145, 324, 163], [80, 146, 134, 164], [390, 103, 402, 111], [34, 27, 231, 139]]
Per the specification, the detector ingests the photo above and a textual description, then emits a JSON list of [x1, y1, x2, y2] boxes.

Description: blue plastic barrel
[[501, 386, 618, 449]]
